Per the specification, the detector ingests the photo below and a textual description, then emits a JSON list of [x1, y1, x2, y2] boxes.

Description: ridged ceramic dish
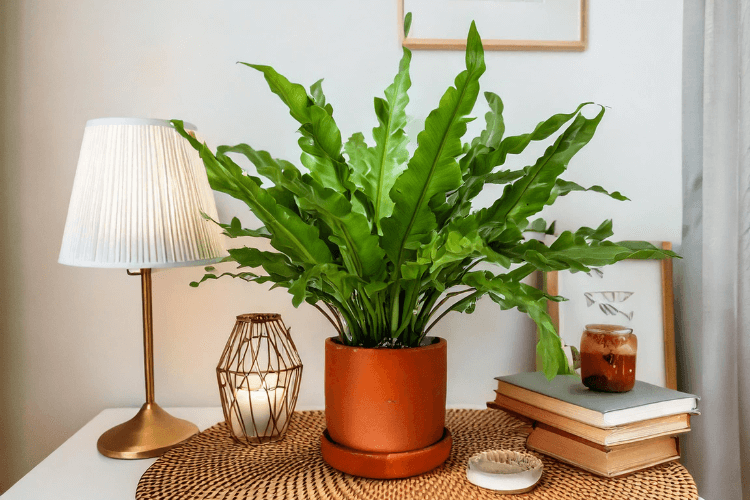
[[466, 449, 543, 494]]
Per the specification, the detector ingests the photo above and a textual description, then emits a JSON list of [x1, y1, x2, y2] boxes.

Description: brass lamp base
[[97, 402, 199, 459]]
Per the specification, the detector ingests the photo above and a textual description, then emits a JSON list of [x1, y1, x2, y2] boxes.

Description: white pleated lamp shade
[[59, 118, 227, 268]]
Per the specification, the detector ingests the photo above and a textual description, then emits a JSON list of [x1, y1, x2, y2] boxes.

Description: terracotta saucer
[[320, 428, 452, 479]]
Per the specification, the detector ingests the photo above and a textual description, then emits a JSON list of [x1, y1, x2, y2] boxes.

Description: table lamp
[[59, 117, 227, 459]]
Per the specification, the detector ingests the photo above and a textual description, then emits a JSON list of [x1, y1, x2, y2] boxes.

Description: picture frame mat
[[544, 242, 677, 389], [398, 0, 588, 51]]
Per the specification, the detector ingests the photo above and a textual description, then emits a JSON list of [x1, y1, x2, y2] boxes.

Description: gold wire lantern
[[217, 313, 303, 445]]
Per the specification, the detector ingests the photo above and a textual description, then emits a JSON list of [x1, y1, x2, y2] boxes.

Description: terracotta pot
[[324, 337, 447, 453]]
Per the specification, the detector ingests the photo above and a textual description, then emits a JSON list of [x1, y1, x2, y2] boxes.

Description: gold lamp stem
[[141, 268, 155, 405], [96, 268, 199, 459]]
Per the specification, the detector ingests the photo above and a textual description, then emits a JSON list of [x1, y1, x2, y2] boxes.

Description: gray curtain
[[678, 1, 750, 499]]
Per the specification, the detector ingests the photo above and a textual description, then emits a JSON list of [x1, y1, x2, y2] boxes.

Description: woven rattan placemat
[[136, 409, 698, 500]]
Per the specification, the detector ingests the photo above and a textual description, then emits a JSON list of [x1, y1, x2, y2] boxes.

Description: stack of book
[[487, 372, 700, 477]]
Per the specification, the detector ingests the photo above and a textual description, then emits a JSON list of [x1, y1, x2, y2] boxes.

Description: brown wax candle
[[580, 324, 637, 393]]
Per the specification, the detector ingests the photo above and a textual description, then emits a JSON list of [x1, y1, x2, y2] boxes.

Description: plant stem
[[324, 302, 345, 336], [312, 303, 341, 335], [425, 289, 483, 335], [426, 288, 476, 321]]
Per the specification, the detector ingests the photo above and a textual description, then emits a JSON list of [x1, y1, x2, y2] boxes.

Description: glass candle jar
[[580, 324, 637, 393]]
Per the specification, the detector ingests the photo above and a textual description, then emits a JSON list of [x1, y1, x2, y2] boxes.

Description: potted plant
[[173, 18, 676, 477]]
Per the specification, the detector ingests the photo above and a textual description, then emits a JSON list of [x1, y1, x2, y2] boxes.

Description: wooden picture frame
[[398, 0, 588, 52], [544, 242, 677, 389]]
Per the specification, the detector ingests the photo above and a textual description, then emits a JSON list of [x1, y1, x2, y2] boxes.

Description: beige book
[[525, 424, 680, 478], [488, 394, 690, 446]]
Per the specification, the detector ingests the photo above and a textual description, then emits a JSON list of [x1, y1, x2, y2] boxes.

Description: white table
[[2, 407, 706, 500], [1, 408, 224, 500]]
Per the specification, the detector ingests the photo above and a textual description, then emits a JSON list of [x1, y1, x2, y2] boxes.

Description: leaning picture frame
[[398, 0, 588, 51], [544, 242, 677, 389]]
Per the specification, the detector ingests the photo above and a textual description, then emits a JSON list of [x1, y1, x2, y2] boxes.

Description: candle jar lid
[[585, 324, 633, 335], [583, 324, 636, 352]]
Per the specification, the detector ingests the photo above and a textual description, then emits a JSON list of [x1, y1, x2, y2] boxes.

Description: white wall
[[0, 0, 683, 492]]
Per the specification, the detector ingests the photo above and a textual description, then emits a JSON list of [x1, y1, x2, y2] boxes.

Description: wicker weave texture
[[136, 410, 698, 500]]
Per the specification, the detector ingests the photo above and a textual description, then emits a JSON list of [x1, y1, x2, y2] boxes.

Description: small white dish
[[466, 449, 543, 494]]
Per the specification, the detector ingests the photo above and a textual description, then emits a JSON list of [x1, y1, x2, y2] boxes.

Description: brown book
[[525, 424, 680, 477], [488, 394, 690, 446]]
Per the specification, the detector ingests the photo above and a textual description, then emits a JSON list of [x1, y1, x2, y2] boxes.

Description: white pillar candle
[[230, 386, 288, 438], [244, 372, 279, 391]]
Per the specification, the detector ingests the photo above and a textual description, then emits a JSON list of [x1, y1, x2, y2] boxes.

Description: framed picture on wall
[[398, 0, 588, 51], [544, 242, 677, 389]]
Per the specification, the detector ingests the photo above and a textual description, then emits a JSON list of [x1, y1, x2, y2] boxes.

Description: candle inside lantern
[[244, 372, 279, 391], [230, 384, 288, 438]]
